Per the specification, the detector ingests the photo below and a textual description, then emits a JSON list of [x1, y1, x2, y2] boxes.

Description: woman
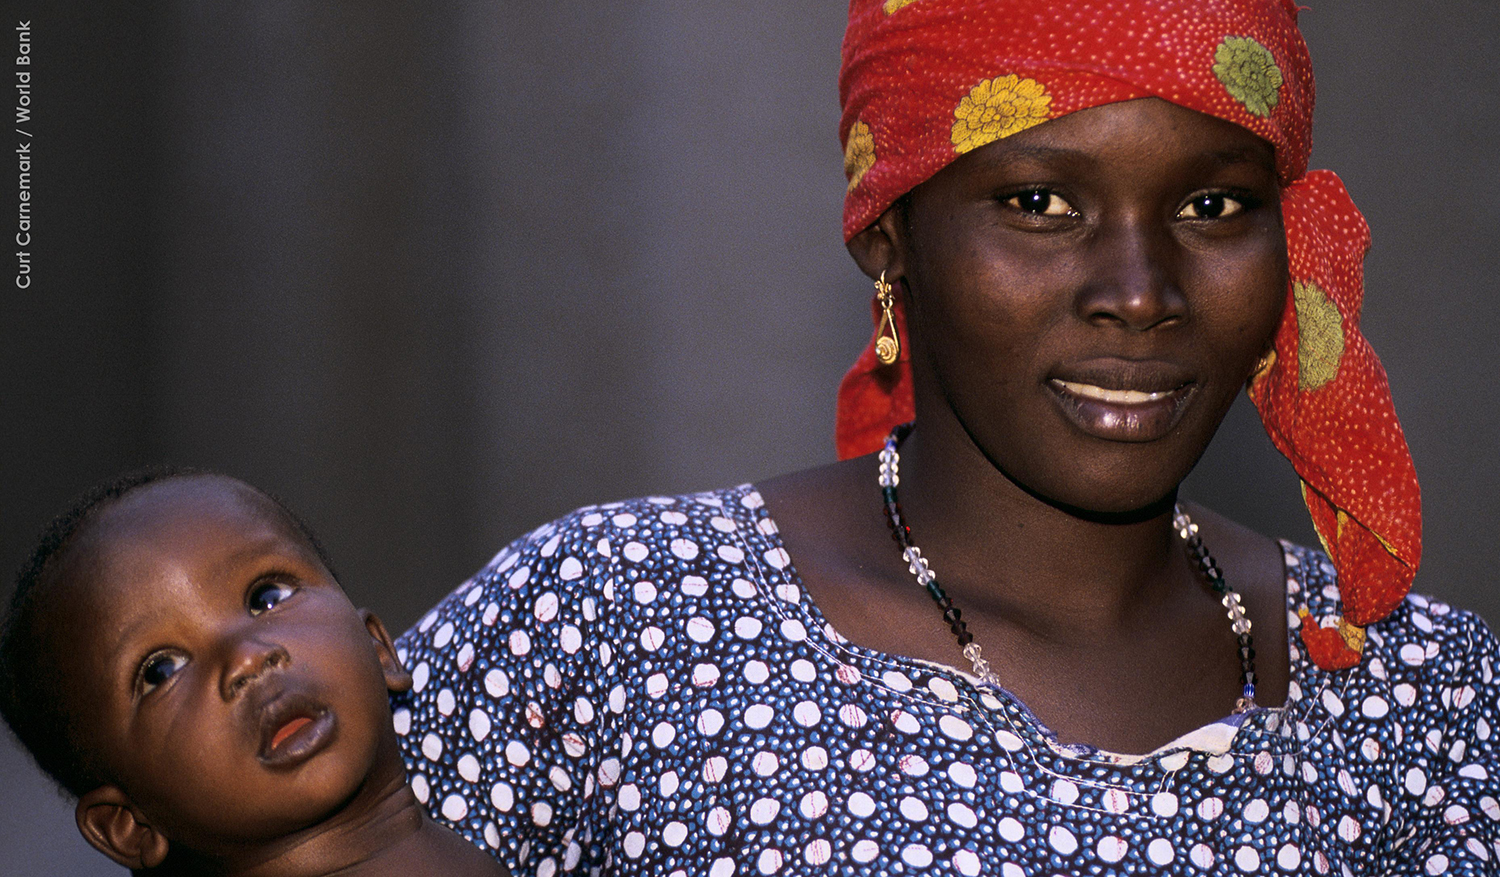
[[394, 1, 1498, 874]]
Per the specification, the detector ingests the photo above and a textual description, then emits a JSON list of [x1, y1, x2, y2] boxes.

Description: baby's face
[[48, 476, 406, 856]]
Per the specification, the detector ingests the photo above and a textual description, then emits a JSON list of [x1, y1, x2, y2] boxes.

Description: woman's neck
[[757, 417, 1290, 754], [892, 419, 1192, 636]]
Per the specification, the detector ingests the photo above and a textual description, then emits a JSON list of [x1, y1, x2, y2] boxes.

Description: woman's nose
[[1074, 218, 1186, 331], [220, 632, 290, 701]]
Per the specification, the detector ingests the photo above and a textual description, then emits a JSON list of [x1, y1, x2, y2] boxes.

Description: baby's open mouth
[[257, 693, 335, 766], [270, 716, 314, 751]]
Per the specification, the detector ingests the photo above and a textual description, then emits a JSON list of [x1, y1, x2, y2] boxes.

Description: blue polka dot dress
[[393, 486, 1500, 876]]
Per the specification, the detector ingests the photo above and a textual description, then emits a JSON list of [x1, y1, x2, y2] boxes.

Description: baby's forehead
[[81, 476, 310, 565], [100, 475, 288, 534], [50, 477, 321, 617]]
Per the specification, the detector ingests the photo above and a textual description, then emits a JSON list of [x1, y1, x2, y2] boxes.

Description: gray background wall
[[3, 2, 1496, 872]]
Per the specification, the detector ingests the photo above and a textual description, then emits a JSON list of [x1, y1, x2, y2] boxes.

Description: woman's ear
[[845, 202, 911, 283], [76, 785, 170, 870], [363, 610, 413, 693]]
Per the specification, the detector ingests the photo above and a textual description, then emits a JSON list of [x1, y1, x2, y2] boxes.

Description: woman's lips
[[1048, 376, 1195, 442], [1051, 379, 1176, 405]]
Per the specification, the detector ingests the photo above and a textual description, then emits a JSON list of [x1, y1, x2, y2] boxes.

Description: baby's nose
[[220, 636, 290, 700]]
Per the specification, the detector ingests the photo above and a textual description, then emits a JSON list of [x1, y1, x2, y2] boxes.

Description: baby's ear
[[76, 785, 170, 870], [363, 610, 413, 693]]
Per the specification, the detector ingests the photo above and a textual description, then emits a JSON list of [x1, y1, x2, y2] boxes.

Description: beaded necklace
[[878, 423, 1259, 714]]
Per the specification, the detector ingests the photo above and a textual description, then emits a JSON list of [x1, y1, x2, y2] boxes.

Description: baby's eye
[[248, 581, 296, 616], [1178, 192, 1246, 220], [1006, 189, 1073, 216], [139, 652, 186, 694]]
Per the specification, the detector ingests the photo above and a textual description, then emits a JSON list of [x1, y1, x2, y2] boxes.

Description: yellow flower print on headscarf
[[950, 75, 1052, 155], [883, 0, 921, 12], [844, 120, 877, 192], [1293, 280, 1345, 391], [1213, 36, 1284, 118]]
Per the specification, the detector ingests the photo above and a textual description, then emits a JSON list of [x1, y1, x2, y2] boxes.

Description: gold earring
[[1250, 349, 1276, 382], [874, 271, 900, 366]]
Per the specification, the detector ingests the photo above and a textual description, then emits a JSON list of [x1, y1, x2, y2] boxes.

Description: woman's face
[[888, 97, 1287, 514]]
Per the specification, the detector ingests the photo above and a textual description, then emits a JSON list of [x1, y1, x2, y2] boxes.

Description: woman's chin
[[994, 457, 1185, 523], [1044, 489, 1179, 524]]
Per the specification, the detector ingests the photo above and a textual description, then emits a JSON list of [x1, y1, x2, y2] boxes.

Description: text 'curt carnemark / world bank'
[[15, 19, 31, 289]]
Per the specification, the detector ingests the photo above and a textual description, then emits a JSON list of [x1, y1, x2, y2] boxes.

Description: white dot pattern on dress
[[394, 486, 1500, 876]]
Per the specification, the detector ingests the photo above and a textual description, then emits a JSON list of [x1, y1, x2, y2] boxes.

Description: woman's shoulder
[[1282, 540, 1500, 683], [399, 484, 776, 641], [494, 484, 769, 567]]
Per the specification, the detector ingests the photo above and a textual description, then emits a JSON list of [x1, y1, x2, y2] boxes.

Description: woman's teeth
[[1053, 379, 1171, 404]]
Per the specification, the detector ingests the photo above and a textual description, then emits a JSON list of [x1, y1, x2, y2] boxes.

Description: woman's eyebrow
[[980, 143, 1276, 175], [984, 144, 1089, 165], [1208, 146, 1276, 172], [967, 144, 1104, 177]]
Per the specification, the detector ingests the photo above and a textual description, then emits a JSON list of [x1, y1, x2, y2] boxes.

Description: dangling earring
[[1249, 349, 1276, 385], [874, 271, 900, 366]]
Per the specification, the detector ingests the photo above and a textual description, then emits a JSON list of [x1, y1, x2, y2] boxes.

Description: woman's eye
[[1178, 192, 1246, 219], [139, 652, 186, 694], [1006, 189, 1073, 216], [248, 581, 296, 615]]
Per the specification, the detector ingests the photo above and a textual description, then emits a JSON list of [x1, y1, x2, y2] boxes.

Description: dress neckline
[[733, 484, 1312, 764]]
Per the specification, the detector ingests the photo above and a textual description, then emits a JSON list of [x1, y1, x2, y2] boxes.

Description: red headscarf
[[834, 0, 1420, 671]]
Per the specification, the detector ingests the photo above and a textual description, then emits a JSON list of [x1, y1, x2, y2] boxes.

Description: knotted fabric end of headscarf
[[1296, 607, 1365, 670], [1248, 171, 1421, 657]]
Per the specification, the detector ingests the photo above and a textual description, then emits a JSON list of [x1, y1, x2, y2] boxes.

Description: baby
[[0, 470, 507, 876]]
